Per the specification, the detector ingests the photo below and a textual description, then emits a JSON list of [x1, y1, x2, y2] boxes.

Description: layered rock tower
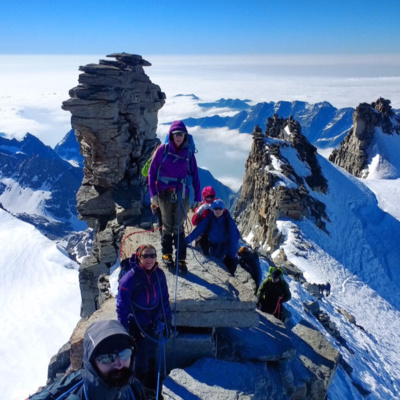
[[234, 115, 328, 252], [329, 97, 400, 178], [62, 53, 165, 316]]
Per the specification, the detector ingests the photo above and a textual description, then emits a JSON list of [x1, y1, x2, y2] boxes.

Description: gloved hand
[[150, 195, 159, 207], [196, 202, 211, 215]]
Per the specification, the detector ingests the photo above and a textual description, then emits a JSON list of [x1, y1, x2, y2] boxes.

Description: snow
[[0, 177, 53, 217], [0, 209, 80, 400]]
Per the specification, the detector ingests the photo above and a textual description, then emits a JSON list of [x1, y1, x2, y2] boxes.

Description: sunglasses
[[95, 348, 133, 365], [213, 207, 223, 211], [205, 195, 215, 199], [141, 253, 157, 259], [172, 131, 186, 137]]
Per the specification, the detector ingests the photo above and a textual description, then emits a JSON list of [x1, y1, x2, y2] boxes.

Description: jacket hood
[[168, 120, 188, 144], [84, 320, 134, 362], [202, 186, 216, 201], [81, 320, 135, 399]]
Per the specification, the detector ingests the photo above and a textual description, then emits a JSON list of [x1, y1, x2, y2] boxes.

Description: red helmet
[[202, 186, 216, 201]]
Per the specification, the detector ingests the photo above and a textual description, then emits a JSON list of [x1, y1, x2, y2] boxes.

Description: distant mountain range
[[0, 129, 234, 238], [180, 99, 357, 149]]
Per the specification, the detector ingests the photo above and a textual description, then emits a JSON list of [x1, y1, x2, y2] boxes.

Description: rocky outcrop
[[329, 97, 400, 178], [234, 116, 328, 252], [62, 53, 165, 317]]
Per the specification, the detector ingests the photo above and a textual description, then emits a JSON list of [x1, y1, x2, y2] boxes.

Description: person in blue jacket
[[185, 199, 240, 275], [116, 244, 172, 393]]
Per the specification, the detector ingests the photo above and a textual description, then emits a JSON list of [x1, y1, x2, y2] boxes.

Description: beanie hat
[[211, 199, 225, 210], [169, 120, 188, 135], [271, 269, 282, 279], [202, 186, 216, 200], [92, 334, 133, 360]]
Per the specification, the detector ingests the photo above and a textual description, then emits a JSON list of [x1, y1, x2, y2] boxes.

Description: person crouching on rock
[[116, 244, 172, 394], [238, 246, 261, 290], [191, 185, 218, 255], [148, 120, 202, 275], [186, 199, 240, 275], [257, 267, 291, 321]]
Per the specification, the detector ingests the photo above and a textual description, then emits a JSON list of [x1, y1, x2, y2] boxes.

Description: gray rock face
[[329, 97, 400, 178], [62, 53, 165, 317], [214, 310, 296, 362], [234, 118, 328, 252], [163, 358, 272, 400]]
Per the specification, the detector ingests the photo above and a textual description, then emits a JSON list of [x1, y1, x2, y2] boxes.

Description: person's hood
[[81, 320, 135, 400], [202, 186, 216, 201], [168, 120, 188, 146]]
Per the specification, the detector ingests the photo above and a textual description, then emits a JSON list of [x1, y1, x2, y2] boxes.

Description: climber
[[257, 267, 291, 320], [237, 246, 261, 289], [27, 320, 146, 400], [116, 244, 172, 395], [191, 186, 218, 255], [318, 282, 331, 297], [148, 120, 201, 275], [186, 199, 240, 276]]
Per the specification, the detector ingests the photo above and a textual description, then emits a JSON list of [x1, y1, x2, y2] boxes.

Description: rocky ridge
[[48, 228, 340, 400], [329, 97, 400, 178], [234, 116, 329, 252]]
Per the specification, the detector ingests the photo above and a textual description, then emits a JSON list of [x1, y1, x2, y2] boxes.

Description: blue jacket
[[117, 255, 172, 332], [186, 210, 240, 259]]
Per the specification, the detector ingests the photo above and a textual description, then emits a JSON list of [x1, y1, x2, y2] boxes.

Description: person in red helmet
[[192, 186, 217, 255]]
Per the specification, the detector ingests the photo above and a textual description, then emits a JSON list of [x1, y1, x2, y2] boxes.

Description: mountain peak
[[329, 97, 400, 178]]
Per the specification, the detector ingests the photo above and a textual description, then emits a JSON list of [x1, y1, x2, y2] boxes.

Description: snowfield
[[0, 209, 80, 400]]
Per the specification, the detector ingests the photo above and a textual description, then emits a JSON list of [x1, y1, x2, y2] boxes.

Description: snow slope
[[0, 209, 80, 400], [262, 134, 400, 398]]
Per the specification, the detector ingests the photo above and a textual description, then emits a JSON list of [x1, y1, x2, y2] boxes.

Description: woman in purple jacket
[[116, 244, 172, 392], [148, 120, 201, 274]]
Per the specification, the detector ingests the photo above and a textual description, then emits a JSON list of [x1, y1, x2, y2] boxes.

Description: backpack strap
[[156, 142, 193, 199]]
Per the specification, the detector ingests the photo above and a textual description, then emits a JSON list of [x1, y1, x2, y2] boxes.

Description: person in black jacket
[[257, 268, 291, 320], [27, 319, 146, 400]]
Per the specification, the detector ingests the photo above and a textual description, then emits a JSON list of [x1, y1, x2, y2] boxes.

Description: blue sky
[[1, 0, 400, 54]]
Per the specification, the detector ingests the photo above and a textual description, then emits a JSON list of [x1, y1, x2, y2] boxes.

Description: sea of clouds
[[1, 54, 399, 190]]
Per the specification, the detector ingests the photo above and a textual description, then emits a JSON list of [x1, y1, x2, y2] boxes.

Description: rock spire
[[62, 53, 165, 316], [234, 115, 328, 252]]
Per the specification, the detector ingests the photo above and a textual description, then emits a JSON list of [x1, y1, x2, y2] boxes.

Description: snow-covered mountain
[[0, 133, 86, 237], [180, 99, 355, 149], [232, 107, 400, 398], [3, 95, 400, 399]]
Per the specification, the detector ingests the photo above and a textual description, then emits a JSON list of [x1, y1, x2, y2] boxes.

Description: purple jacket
[[148, 121, 201, 201], [116, 255, 172, 331]]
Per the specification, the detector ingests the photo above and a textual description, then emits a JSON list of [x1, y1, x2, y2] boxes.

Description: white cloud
[[1, 53, 400, 153]]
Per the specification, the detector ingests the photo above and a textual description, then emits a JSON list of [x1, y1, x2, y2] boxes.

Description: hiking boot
[[178, 260, 188, 275], [162, 254, 174, 272]]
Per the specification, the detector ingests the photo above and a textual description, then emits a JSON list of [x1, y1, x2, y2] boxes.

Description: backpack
[[27, 371, 83, 400], [141, 145, 160, 177]]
